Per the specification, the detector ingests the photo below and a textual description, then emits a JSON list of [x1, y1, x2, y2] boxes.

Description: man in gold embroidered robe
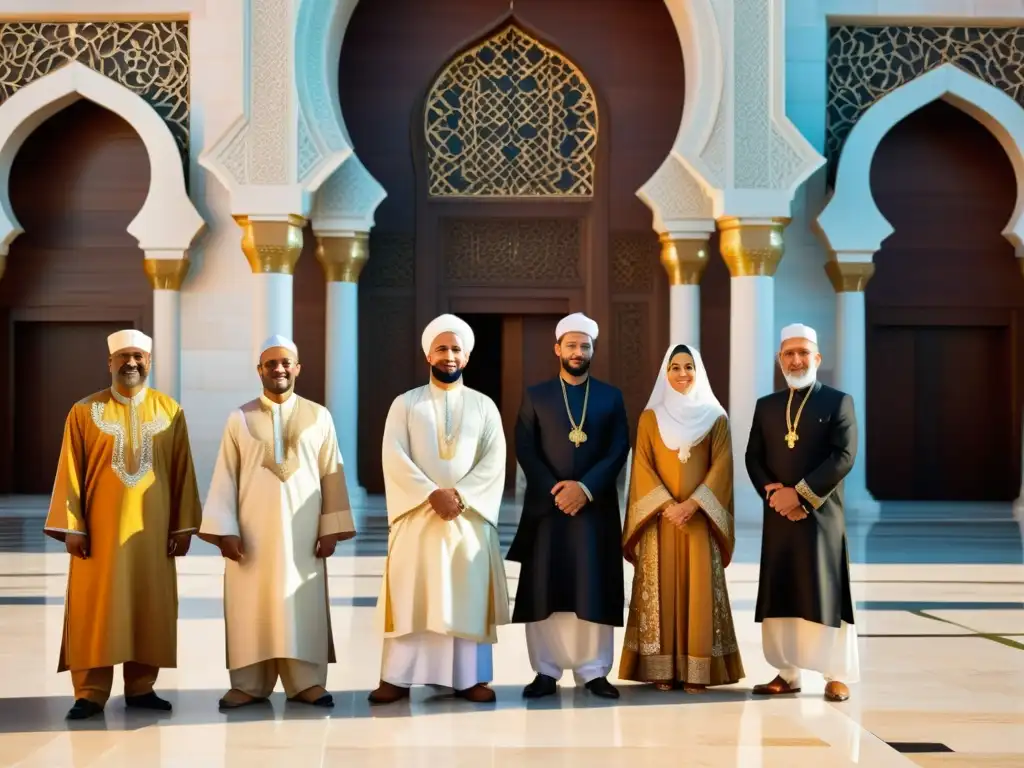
[[369, 315, 509, 705], [44, 329, 202, 720], [200, 335, 356, 709]]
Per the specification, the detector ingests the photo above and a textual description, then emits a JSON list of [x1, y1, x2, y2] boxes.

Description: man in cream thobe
[[369, 314, 509, 705], [200, 335, 356, 709]]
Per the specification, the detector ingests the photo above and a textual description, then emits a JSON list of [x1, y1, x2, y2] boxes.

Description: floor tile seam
[[913, 610, 1024, 652]]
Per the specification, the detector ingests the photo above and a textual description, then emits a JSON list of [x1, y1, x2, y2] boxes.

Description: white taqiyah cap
[[107, 329, 152, 355], [421, 314, 475, 356], [260, 334, 298, 357], [780, 323, 818, 345], [556, 312, 599, 341]]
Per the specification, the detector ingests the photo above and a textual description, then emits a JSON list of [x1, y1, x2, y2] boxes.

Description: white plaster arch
[[0, 61, 204, 256], [819, 63, 1024, 259]]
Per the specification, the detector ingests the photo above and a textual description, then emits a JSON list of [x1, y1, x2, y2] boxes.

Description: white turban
[[260, 334, 298, 357], [780, 323, 818, 345], [556, 312, 599, 342], [107, 329, 152, 355], [421, 314, 475, 357]]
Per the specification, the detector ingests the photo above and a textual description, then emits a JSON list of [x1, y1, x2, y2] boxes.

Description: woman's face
[[667, 352, 696, 394]]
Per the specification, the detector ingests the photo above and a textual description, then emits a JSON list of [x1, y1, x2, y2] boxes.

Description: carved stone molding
[[311, 155, 387, 236]]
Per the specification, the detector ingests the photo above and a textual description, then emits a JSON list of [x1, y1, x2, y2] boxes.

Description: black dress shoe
[[66, 698, 104, 720], [585, 677, 620, 699], [125, 692, 172, 711], [522, 674, 557, 698]]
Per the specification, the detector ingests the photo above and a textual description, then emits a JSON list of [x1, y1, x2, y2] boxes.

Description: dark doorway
[[866, 100, 1024, 501], [460, 313, 504, 410]]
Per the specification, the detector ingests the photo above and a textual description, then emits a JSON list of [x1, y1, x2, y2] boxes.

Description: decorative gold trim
[[716, 217, 789, 277], [143, 258, 190, 290], [234, 214, 305, 275], [825, 260, 875, 293], [316, 233, 369, 283], [691, 484, 732, 543], [796, 479, 828, 510], [659, 234, 709, 286], [709, 539, 740, 658], [90, 401, 170, 488]]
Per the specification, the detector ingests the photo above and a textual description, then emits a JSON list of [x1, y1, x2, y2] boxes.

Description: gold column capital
[[717, 217, 789, 277], [234, 214, 306, 275], [144, 258, 190, 290], [825, 260, 875, 292], [316, 232, 370, 283], [659, 233, 709, 286]]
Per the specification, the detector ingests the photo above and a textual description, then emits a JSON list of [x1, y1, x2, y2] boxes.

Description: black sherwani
[[507, 376, 630, 626], [745, 381, 857, 628]]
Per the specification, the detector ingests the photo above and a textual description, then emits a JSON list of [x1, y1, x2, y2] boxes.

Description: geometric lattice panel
[[424, 24, 598, 198], [0, 21, 190, 170], [442, 217, 581, 283], [827, 26, 1024, 184]]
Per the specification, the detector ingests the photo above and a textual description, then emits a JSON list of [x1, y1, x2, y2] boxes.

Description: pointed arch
[[0, 62, 204, 256], [819, 63, 1024, 258]]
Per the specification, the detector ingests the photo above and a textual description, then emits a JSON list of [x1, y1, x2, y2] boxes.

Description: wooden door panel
[[866, 325, 916, 499]]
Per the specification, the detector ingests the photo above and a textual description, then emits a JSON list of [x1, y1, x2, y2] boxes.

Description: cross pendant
[[785, 431, 798, 449]]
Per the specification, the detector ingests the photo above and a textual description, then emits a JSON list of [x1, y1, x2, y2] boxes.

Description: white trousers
[[762, 618, 861, 685], [381, 631, 492, 690], [525, 612, 615, 685]]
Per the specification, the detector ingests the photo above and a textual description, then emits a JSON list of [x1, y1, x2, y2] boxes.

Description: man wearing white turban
[[508, 312, 631, 699], [370, 314, 509, 704], [44, 329, 202, 720], [201, 335, 357, 710], [745, 323, 860, 702]]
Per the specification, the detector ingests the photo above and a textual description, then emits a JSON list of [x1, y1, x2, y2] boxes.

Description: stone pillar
[[825, 259, 880, 520], [144, 256, 190, 400], [660, 234, 709, 346], [317, 232, 369, 502], [718, 217, 787, 524], [236, 215, 304, 360]]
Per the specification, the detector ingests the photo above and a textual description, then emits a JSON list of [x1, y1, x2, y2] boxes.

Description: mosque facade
[[0, 0, 1021, 519]]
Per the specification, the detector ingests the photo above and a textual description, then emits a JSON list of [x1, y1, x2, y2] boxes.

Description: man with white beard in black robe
[[745, 323, 859, 702]]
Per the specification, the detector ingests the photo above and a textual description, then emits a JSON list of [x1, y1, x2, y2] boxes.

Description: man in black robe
[[507, 312, 630, 699], [745, 323, 859, 703]]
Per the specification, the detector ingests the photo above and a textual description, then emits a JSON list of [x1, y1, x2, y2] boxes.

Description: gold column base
[[824, 260, 875, 293], [317, 233, 369, 283], [235, 214, 306, 275], [659, 234, 709, 286], [144, 258, 191, 290], [717, 217, 789, 277]]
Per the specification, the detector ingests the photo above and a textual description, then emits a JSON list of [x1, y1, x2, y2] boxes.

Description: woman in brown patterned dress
[[619, 344, 744, 692]]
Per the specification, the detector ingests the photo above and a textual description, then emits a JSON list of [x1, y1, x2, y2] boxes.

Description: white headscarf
[[645, 343, 726, 463]]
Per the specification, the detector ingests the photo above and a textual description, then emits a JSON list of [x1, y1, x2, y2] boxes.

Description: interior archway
[[866, 100, 1024, 501], [0, 100, 153, 494]]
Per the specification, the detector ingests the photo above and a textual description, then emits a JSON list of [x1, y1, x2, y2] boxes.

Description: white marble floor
[[0, 500, 1022, 767]]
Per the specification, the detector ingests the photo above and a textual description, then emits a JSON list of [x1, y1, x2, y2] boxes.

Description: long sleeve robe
[[44, 387, 202, 672], [199, 394, 356, 670], [620, 411, 743, 685], [377, 383, 509, 644]]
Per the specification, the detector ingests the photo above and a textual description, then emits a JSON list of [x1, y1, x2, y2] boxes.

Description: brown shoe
[[455, 683, 496, 703], [824, 681, 850, 702], [218, 688, 268, 710], [752, 675, 801, 696], [368, 680, 410, 705]]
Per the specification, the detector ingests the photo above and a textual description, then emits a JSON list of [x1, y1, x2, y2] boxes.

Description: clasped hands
[[764, 483, 808, 521], [429, 488, 463, 521], [662, 498, 699, 528], [216, 533, 339, 562], [551, 480, 587, 516], [65, 532, 193, 560]]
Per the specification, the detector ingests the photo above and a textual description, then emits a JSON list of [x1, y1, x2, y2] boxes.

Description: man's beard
[[117, 364, 147, 387], [262, 373, 294, 394], [782, 363, 818, 390], [431, 364, 463, 384], [561, 356, 591, 376]]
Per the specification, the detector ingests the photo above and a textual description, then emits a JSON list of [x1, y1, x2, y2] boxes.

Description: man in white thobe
[[369, 314, 509, 705], [200, 335, 356, 709]]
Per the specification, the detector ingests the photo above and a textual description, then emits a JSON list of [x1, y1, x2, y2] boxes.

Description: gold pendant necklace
[[561, 376, 590, 448], [784, 385, 812, 449]]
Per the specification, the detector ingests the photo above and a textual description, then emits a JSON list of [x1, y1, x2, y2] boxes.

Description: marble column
[[825, 259, 879, 520], [718, 217, 787, 524], [660, 234, 709, 346], [144, 256, 190, 401], [317, 232, 369, 501], [235, 215, 304, 360]]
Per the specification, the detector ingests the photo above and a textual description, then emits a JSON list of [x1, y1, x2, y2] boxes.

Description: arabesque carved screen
[[424, 25, 598, 198]]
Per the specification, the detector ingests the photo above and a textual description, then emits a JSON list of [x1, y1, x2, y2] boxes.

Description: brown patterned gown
[[619, 410, 744, 687]]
